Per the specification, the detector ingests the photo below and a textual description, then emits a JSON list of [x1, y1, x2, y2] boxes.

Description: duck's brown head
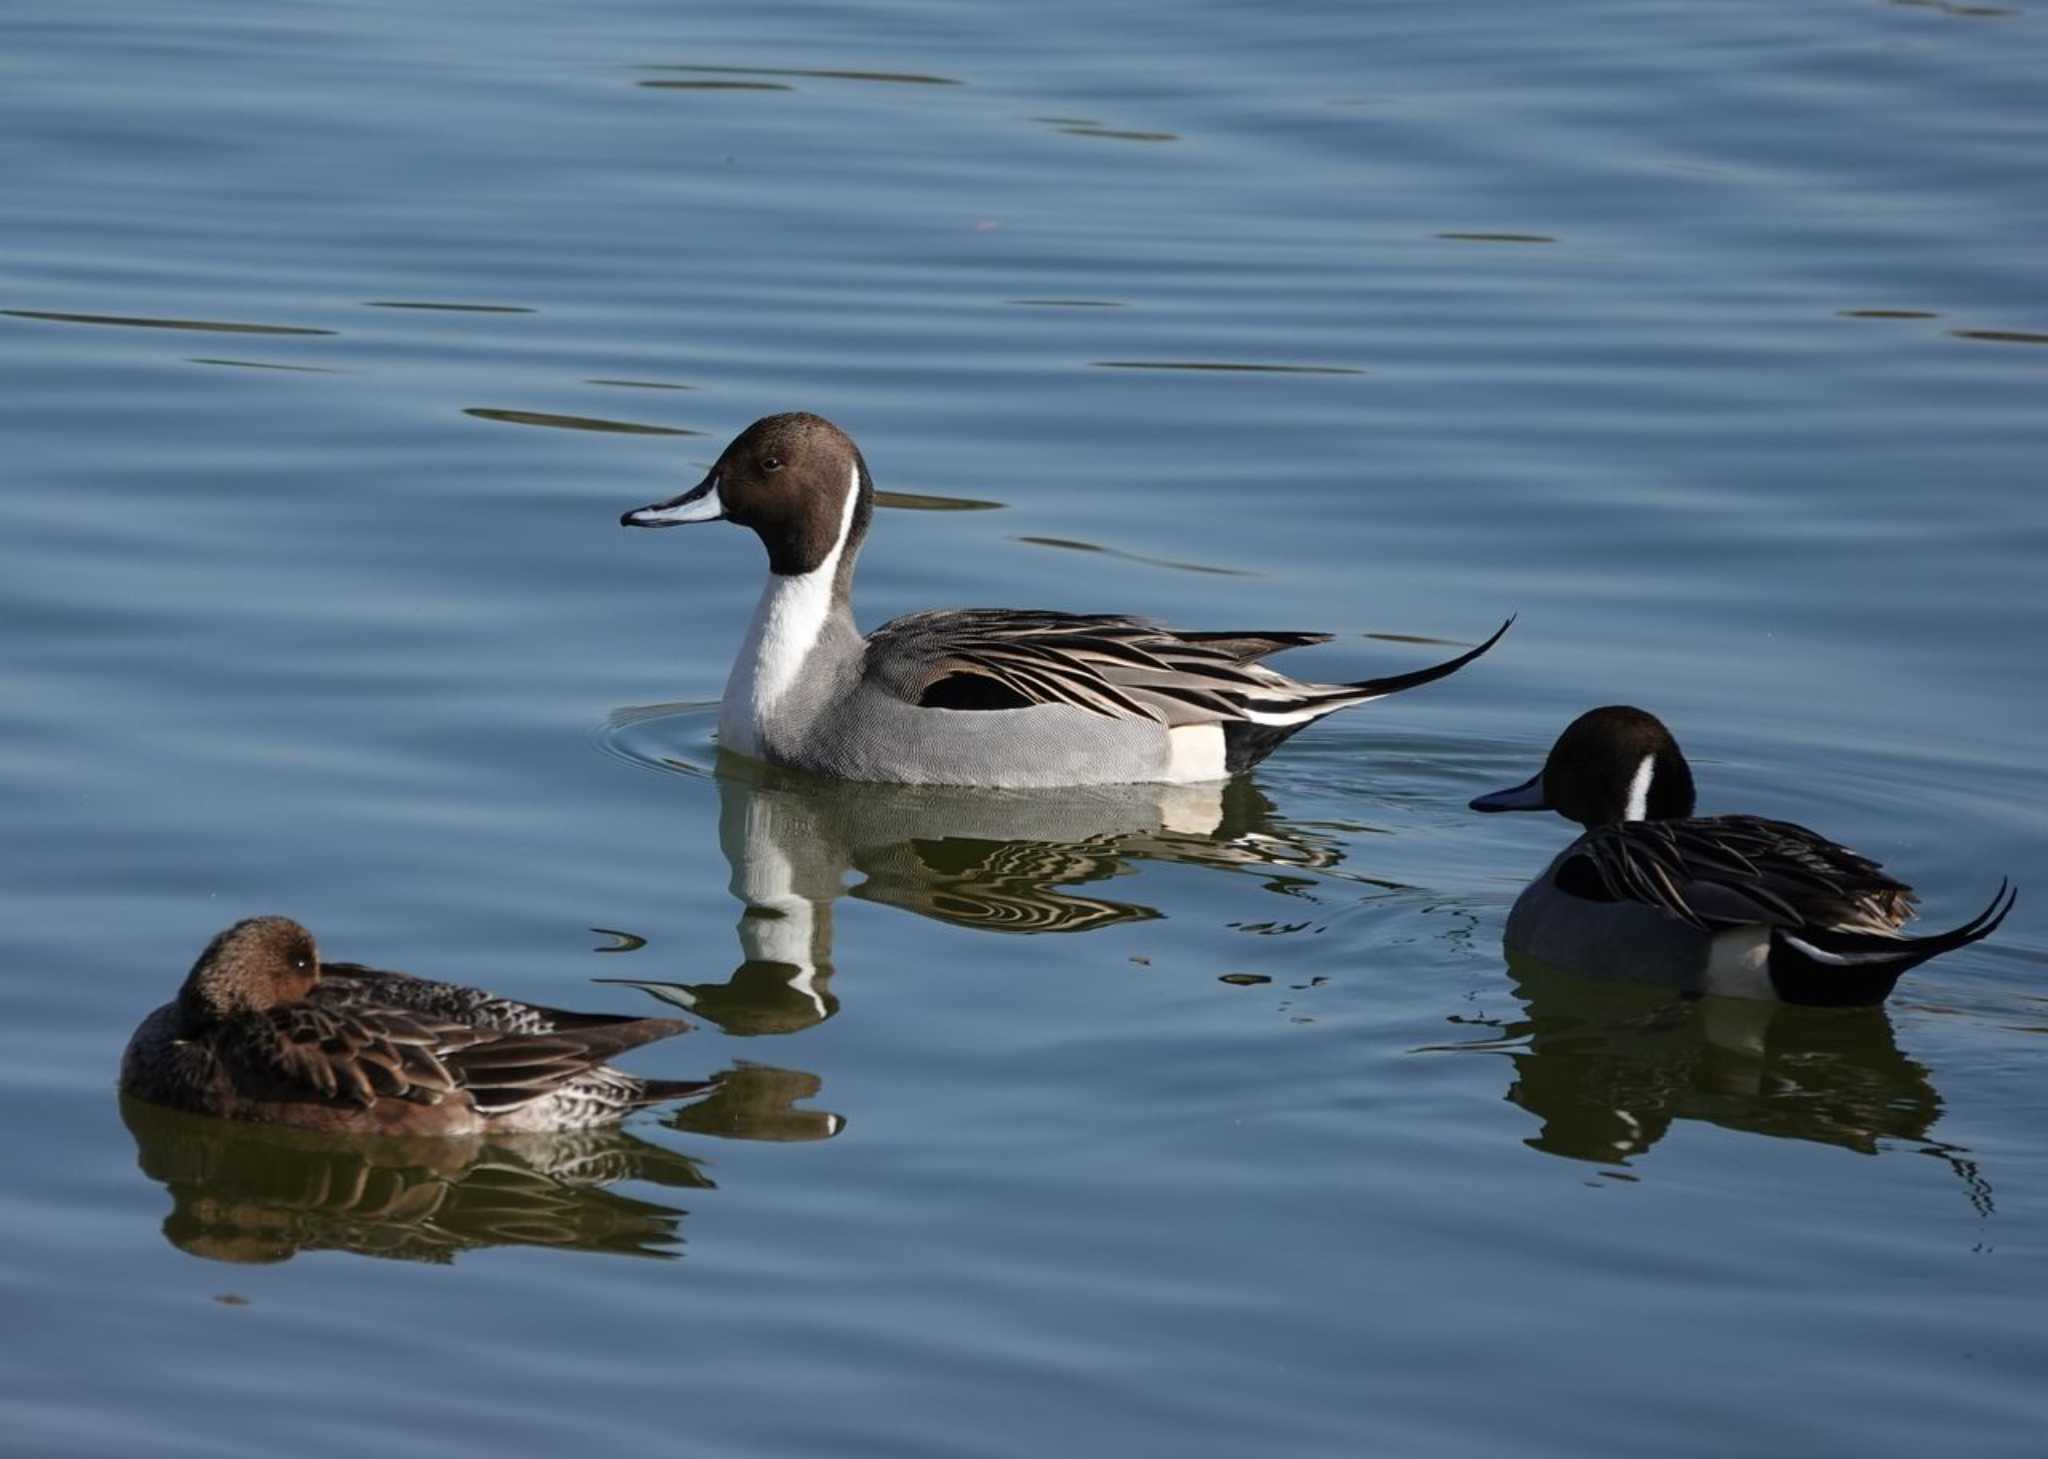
[[178, 916, 322, 1024], [620, 411, 874, 578]]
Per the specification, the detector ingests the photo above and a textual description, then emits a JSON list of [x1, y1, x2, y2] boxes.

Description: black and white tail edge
[[1770, 880, 2016, 1005], [1342, 615, 1514, 708]]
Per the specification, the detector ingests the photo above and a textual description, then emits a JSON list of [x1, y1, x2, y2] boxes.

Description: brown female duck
[[121, 917, 712, 1134]]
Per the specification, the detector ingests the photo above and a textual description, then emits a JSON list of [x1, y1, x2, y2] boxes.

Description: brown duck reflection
[[1443, 959, 1984, 1202], [122, 1093, 712, 1264], [600, 754, 1351, 1035]]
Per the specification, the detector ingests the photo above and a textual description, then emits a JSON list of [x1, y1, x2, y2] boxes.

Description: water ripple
[[638, 80, 793, 92], [1951, 329, 2048, 345], [1091, 359, 1365, 375], [1013, 534, 1252, 577], [875, 489, 1006, 512], [186, 357, 347, 374], [363, 300, 537, 314], [463, 408, 699, 435], [2, 308, 334, 335], [1057, 126, 1180, 143], [640, 63, 963, 86]]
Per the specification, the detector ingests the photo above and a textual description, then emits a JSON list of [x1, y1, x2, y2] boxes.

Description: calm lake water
[[4, 0, 2045, 1453]]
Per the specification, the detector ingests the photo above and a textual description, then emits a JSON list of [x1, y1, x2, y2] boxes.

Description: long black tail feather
[[1221, 615, 1515, 773], [1346, 615, 1514, 700], [1769, 880, 2015, 1005]]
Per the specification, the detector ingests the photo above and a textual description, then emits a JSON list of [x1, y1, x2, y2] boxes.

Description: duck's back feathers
[[227, 1001, 472, 1108], [864, 609, 1313, 724], [218, 990, 693, 1119], [864, 608, 1510, 750], [1559, 815, 1919, 934], [319, 962, 667, 1036]]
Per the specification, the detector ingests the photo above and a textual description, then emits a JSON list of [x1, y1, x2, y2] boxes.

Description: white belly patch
[[1165, 723, 1227, 783], [1702, 926, 1776, 1000]]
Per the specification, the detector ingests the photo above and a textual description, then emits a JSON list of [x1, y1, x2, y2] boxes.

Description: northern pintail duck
[[1470, 707, 2015, 1004], [621, 412, 1509, 787], [121, 917, 714, 1134]]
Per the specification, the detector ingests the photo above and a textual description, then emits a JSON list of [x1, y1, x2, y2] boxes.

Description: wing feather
[[1563, 815, 1919, 933], [224, 1000, 688, 1116], [230, 1004, 468, 1109], [866, 608, 1504, 727]]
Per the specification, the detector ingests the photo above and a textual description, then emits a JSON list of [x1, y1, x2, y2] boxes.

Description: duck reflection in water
[[1433, 959, 1990, 1211], [665, 1062, 843, 1143], [121, 1094, 712, 1264], [125, 1062, 844, 1265], [598, 752, 1353, 1033]]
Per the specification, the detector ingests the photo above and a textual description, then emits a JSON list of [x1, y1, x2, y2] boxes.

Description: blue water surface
[[2, 1, 2044, 1454]]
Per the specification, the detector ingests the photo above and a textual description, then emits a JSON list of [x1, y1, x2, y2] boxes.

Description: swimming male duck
[[620, 412, 1510, 787], [121, 917, 714, 1134], [1470, 706, 2014, 1004]]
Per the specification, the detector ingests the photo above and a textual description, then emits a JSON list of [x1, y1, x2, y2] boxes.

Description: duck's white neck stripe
[[1623, 752, 1656, 822], [719, 466, 862, 759]]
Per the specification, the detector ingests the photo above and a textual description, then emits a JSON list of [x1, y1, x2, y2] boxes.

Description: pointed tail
[[1344, 615, 1514, 702], [1770, 880, 2016, 1005]]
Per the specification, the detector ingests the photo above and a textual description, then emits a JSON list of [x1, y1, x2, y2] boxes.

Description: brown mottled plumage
[[121, 917, 713, 1134]]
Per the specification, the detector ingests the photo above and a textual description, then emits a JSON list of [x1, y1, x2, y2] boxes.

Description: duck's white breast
[[718, 471, 862, 760]]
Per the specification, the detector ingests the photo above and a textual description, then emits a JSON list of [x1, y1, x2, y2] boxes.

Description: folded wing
[[228, 1000, 691, 1114], [867, 608, 1509, 729], [1562, 815, 1918, 933]]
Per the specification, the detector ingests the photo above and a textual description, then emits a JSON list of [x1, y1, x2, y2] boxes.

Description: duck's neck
[[720, 489, 865, 760]]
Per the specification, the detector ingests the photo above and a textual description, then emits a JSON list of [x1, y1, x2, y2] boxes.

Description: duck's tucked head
[[1471, 705, 1697, 827], [178, 916, 321, 1023], [621, 412, 873, 578]]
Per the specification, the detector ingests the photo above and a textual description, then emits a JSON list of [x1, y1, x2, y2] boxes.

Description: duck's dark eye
[[762, 456, 784, 473], [293, 959, 309, 971]]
